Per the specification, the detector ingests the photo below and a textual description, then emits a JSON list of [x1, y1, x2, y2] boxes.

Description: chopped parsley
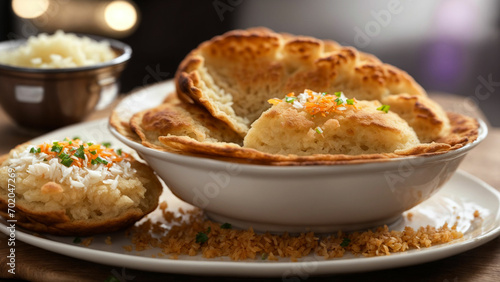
[[315, 127, 323, 134], [377, 105, 390, 113], [58, 153, 74, 167], [346, 98, 354, 105], [285, 96, 296, 103], [334, 97, 344, 105], [220, 223, 232, 229], [334, 91, 342, 97], [116, 149, 122, 156], [74, 145, 86, 160], [72, 136, 80, 140], [340, 238, 351, 247], [29, 147, 41, 154], [51, 142, 63, 153], [195, 227, 211, 244], [102, 142, 112, 148], [91, 156, 108, 165], [90, 150, 97, 155]]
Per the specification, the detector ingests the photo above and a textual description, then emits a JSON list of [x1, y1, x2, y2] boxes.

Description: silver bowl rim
[[0, 33, 132, 73]]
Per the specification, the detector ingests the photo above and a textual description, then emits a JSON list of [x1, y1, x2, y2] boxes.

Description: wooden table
[[1, 93, 499, 282]]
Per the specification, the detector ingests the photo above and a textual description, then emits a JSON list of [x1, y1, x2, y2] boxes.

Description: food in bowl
[[0, 31, 131, 130], [0, 30, 116, 68], [113, 28, 479, 165], [0, 138, 162, 236], [109, 28, 485, 232]]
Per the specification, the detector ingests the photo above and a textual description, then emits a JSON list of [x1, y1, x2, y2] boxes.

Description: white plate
[[1, 116, 500, 277]]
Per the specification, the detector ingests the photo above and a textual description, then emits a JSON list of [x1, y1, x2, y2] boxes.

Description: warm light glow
[[12, 0, 49, 19], [104, 1, 137, 31]]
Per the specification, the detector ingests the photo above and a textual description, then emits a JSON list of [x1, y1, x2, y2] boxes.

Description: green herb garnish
[[72, 136, 80, 140], [58, 153, 74, 167], [261, 253, 268, 260], [346, 98, 354, 105], [91, 156, 108, 165], [377, 105, 390, 113], [334, 97, 344, 105], [334, 91, 342, 98], [285, 96, 296, 103], [116, 149, 122, 156], [29, 147, 41, 154], [196, 231, 209, 244], [340, 238, 351, 247], [74, 145, 86, 160], [315, 127, 323, 134], [90, 150, 97, 155], [220, 223, 232, 229], [87, 142, 93, 146], [102, 142, 111, 148], [51, 142, 63, 153]]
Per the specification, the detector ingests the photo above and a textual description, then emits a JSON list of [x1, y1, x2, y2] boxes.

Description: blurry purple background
[[1, 0, 499, 126]]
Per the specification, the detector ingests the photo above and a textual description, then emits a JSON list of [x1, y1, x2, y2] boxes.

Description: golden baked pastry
[[109, 28, 480, 165], [244, 90, 420, 155], [129, 94, 242, 151], [0, 139, 162, 236], [176, 27, 449, 142]]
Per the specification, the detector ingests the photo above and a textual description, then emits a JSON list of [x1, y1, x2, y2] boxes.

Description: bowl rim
[[109, 117, 488, 172], [0, 33, 132, 73]]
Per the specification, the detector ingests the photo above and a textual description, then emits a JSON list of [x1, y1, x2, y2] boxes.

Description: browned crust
[[0, 155, 163, 236], [151, 112, 479, 166], [175, 28, 441, 138]]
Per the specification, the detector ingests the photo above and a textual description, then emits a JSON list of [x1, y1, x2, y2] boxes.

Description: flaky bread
[[176, 28, 449, 142], [0, 146, 162, 236], [130, 95, 242, 151], [244, 100, 420, 155], [155, 112, 476, 165]]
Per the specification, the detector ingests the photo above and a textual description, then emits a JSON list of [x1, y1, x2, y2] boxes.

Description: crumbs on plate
[[117, 201, 464, 262]]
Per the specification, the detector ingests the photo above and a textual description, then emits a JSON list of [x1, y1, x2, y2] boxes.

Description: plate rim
[[2, 170, 500, 277]]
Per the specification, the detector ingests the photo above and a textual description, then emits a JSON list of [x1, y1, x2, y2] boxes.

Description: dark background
[[1, 0, 499, 126]]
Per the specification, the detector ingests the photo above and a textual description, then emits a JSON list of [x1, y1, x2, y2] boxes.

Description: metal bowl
[[0, 35, 131, 130]]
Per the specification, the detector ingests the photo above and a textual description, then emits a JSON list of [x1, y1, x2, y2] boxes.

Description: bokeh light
[[12, 0, 49, 19], [104, 0, 138, 31]]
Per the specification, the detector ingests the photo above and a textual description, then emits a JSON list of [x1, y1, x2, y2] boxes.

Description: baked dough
[[0, 143, 162, 236], [176, 27, 449, 142]]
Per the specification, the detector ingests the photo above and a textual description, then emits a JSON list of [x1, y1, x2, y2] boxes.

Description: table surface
[[0, 93, 499, 282]]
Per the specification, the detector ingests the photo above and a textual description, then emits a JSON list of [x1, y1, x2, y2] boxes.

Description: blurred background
[[0, 0, 499, 126]]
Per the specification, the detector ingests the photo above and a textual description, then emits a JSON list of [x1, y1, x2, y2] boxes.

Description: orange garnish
[[267, 89, 358, 117], [32, 138, 129, 168]]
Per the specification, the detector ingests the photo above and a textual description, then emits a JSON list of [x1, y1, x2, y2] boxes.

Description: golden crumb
[[123, 245, 133, 252], [105, 236, 112, 245], [124, 204, 464, 262], [81, 237, 94, 247], [474, 210, 480, 218], [159, 201, 168, 211], [406, 213, 413, 221]]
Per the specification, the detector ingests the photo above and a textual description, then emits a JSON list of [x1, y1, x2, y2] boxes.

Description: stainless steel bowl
[[0, 35, 131, 130]]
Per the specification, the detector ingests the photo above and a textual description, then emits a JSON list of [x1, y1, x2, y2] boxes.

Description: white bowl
[[110, 81, 488, 233]]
